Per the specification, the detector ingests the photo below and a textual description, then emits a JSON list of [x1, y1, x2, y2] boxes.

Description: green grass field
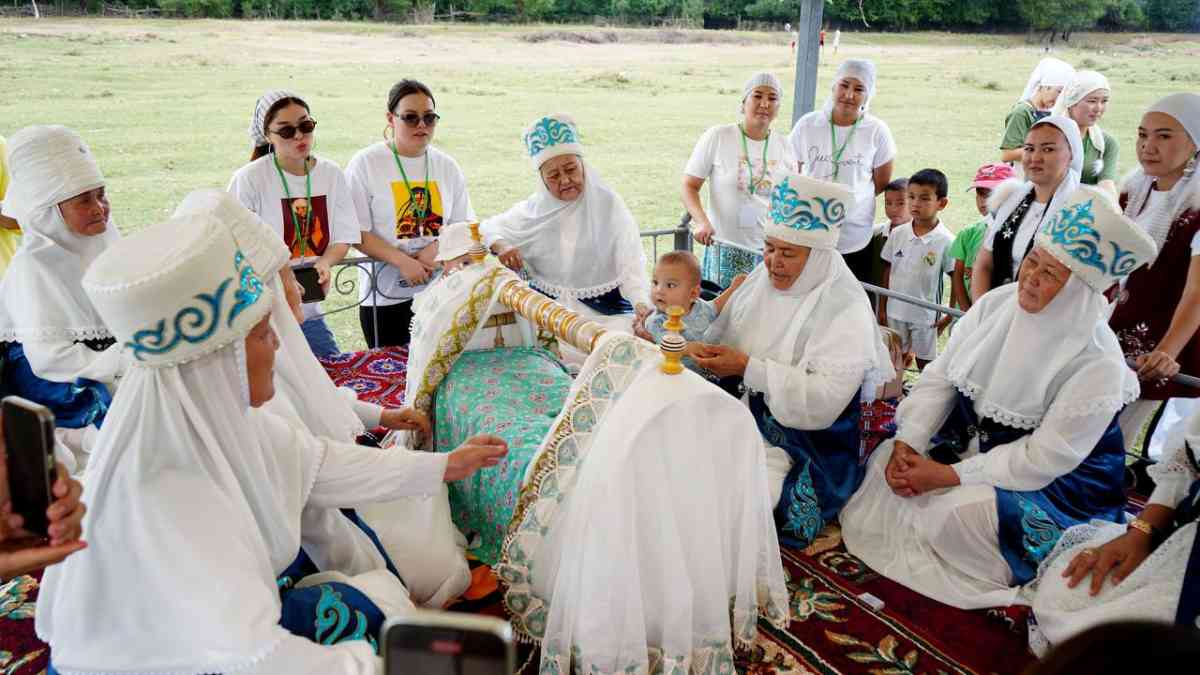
[[4, 20, 1198, 349]]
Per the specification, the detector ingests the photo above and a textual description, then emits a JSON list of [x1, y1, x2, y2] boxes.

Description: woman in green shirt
[[1055, 70, 1119, 197], [1000, 57, 1075, 165]]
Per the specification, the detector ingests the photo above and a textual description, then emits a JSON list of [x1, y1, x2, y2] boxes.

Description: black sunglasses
[[270, 119, 317, 139], [395, 112, 440, 128]]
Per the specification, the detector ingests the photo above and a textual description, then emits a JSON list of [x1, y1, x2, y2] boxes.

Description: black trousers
[[359, 302, 415, 349]]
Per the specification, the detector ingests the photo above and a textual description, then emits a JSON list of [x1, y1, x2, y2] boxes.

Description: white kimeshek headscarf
[[0, 125, 119, 344], [821, 59, 877, 116], [1020, 57, 1075, 106], [1122, 93, 1200, 251], [933, 275, 1138, 430], [991, 115, 1085, 236], [173, 189, 384, 576], [705, 248, 894, 397], [481, 118, 646, 300], [1052, 70, 1111, 160], [36, 212, 325, 673]]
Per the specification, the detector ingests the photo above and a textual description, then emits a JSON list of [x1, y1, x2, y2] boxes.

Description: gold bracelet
[[1128, 518, 1155, 537]]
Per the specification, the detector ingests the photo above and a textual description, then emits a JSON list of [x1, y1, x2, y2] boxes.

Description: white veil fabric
[[0, 126, 119, 346], [480, 160, 648, 303], [1121, 92, 1200, 251], [37, 341, 313, 674], [932, 279, 1138, 430], [1020, 57, 1076, 104], [1052, 70, 1111, 158], [499, 333, 789, 673], [991, 115, 1085, 234]]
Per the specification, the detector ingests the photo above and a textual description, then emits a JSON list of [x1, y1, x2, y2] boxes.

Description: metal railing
[[322, 217, 1196, 481]]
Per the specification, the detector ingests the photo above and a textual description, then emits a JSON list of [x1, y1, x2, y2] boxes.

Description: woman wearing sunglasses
[[229, 90, 361, 358], [347, 79, 476, 348]]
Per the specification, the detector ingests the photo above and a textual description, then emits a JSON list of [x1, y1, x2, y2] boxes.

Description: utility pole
[[791, 0, 824, 125]]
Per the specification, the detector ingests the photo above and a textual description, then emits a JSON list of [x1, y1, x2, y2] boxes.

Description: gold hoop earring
[[383, 125, 394, 142]]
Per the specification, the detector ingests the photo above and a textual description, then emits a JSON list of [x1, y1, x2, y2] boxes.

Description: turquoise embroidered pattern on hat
[[1044, 199, 1144, 279], [768, 178, 847, 232], [126, 250, 265, 361], [524, 117, 578, 159]]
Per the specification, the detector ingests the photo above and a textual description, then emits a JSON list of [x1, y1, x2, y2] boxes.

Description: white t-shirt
[[684, 123, 798, 250], [881, 221, 954, 325], [345, 142, 475, 305], [984, 200, 1050, 279], [788, 111, 896, 254], [228, 155, 362, 320]]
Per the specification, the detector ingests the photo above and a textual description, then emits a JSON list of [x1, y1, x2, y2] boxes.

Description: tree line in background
[[43, 0, 1200, 33]]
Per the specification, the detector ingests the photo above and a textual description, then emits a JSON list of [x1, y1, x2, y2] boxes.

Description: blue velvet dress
[[929, 391, 1127, 584], [750, 388, 863, 550], [0, 339, 112, 428], [1174, 470, 1200, 627]]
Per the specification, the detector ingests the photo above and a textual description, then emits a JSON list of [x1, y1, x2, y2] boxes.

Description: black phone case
[[2, 398, 57, 538], [294, 266, 327, 304]]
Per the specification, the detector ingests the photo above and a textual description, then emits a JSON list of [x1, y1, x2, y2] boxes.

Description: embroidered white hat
[[760, 173, 853, 250], [83, 212, 274, 368], [523, 114, 583, 169], [173, 189, 290, 279], [1035, 184, 1157, 293], [435, 221, 474, 262], [2, 125, 104, 220]]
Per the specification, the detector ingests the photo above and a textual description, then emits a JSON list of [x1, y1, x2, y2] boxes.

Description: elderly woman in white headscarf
[[174, 189, 471, 609], [687, 173, 892, 549], [1000, 57, 1075, 164], [682, 72, 798, 288], [1029, 406, 1200, 654], [1054, 71, 1118, 195], [973, 115, 1084, 299], [787, 59, 897, 282], [841, 185, 1157, 610], [36, 211, 507, 675], [1109, 93, 1200, 451], [0, 126, 124, 469], [482, 114, 650, 328]]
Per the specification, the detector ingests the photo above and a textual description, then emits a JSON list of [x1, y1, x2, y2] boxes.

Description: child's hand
[[936, 316, 953, 335]]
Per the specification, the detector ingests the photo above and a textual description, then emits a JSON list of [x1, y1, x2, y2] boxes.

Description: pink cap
[[967, 163, 1016, 192]]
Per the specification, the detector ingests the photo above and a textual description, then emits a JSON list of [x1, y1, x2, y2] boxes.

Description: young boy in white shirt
[[878, 168, 955, 370]]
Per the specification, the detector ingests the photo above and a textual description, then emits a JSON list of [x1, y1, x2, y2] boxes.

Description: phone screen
[[387, 627, 511, 675], [293, 266, 326, 304], [2, 397, 57, 537]]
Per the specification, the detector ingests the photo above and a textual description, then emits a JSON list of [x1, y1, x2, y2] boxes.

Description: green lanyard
[[390, 143, 431, 223], [828, 115, 861, 181], [738, 124, 770, 195], [273, 154, 312, 258]]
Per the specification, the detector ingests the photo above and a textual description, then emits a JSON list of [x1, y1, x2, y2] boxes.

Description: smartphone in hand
[[293, 264, 326, 304], [383, 610, 514, 675], [2, 396, 57, 538]]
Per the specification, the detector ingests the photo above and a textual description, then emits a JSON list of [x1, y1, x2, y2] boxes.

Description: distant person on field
[[1054, 71, 1119, 197], [866, 177, 910, 298], [1000, 57, 1074, 167], [948, 163, 1014, 312], [877, 169, 954, 370], [832, 28, 841, 54], [789, 59, 896, 283]]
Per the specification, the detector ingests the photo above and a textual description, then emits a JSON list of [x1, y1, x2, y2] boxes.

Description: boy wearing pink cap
[[948, 163, 1015, 311]]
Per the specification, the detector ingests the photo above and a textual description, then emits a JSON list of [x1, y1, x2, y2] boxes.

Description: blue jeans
[[301, 316, 340, 358]]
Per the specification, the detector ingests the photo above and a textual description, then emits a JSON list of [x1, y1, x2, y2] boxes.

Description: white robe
[[1030, 413, 1200, 653]]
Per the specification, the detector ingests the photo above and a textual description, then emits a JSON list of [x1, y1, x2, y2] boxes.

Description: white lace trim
[[946, 371, 1135, 431], [0, 325, 113, 343], [528, 275, 621, 301], [805, 357, 874, 377]]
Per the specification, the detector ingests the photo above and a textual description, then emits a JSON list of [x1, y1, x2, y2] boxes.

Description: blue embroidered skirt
[[929, 392, 1127, 584], [0, 341, 111, 429], [276, 510, 401, 651], [750, 389, 863, 549]]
